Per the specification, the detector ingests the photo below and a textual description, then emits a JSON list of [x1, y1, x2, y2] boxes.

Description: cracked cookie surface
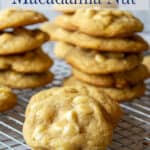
[[23, 86, 115, 150], [0, 48, 53, 73], [41, 23, 148, 52], [54, 9, 144, 37], [64, 77, 145, 102], [55, 42, 142, 74], [73, 65, 149, 88], [0, 71, 53, 89], [0, 9, 47, 30], [0, 28, 48, 55]]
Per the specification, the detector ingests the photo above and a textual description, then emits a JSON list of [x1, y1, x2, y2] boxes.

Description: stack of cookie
[[41, 9, 149, 102], [0, 9, 54, 89]]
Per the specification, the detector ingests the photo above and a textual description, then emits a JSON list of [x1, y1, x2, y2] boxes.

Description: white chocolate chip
[[63, 123, 79, 136], [32, 126, 44, 141], [65, 110, 77, 122], [95, 54, 106, 63], [75, 104, 93, 115], [34, 133, 43, 141]]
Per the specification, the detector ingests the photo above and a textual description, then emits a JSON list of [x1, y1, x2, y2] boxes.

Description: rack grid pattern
[[0, 47, 150, 150]]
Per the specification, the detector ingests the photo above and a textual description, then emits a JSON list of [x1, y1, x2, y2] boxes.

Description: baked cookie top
[[0, 71, 53, 89], [23, 86, 114, 150], [73, 65, 149, 88], [41, 23, 148, 52], [0, 9, 48, 30], [61, 86, 122, 127], [57, 42, 142, 74], [54, 9, 144, 37], [64, 77, 145, 102], [0, 48, 53, 73], [0, 86, 17, 112], [0, 28, 49, 55]]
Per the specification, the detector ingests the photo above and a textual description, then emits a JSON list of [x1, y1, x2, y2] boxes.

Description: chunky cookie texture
[[54, 9, 144, 37], [0, 71, 53, 89], [0, 9, 48, 30], [56, 42, 142, 74], [41, 23, 148, 52], [73, 65, 149, 88], [23, 86, 118, 150], [0, 48, 53, 73], [0, 86, 17, 112], [55, 9, 144, 37], [0, 28, 49, 55], [64, 77, 146, 102]]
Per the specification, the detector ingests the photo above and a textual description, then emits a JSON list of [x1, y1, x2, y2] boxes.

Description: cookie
[[58, 42, 142, 74], [0, 9, 48, 30], [0, 28, 48, 55], [73, 65, 149, 88], [41, 23, 148, 52], [64, 77, 145, 102], [54, 42, 70, 59], [54, 9, 144, 37], [143, 55, 150, 75], [59, 86, 122, 127], [0, 86, 17, 112], [23, 86, 114, 150], [0, 48, 53, 73], [0, 71, 53, 89]]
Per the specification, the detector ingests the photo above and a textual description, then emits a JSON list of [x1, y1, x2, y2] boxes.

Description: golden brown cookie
[[54, 9, 144, 37], [0, 71, 53, 89], [73, 65, 149, 88], [54, 42, 70, 59], [57, 42, 142, 74], [64, 77, 145, 102], [143, 55, 150, 75], [0, 9, 48, 30], [0, 28, 48, 55], [23, 86, 114, 150], [0, 86, 17, 112], [41, 23, 148, 52], [62, 86, 122, 127], [0, 48, 53, 73]]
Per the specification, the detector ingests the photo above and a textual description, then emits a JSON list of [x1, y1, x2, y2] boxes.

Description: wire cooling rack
[[0, 43, 150, 150]]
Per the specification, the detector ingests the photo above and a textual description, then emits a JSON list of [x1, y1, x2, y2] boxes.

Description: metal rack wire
[[0, 44, 150, 150]]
